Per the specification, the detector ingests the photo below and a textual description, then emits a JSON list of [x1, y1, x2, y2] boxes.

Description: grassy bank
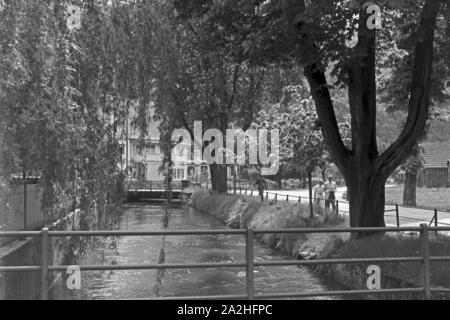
[[191, 189, 346, 256], [192, 189, 450, 299], [385, 186, 450, 211]]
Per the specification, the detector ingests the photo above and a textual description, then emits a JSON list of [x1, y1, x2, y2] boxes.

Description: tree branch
[[375, 0, 442, 177], [347, 6, 378, 166], [304, 61, 350, 174]]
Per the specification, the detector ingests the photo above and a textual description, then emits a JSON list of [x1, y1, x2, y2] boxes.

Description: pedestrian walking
[[324, 175, 337, 214], [313, 180, 325, 214], [256, 175, 267, 202]]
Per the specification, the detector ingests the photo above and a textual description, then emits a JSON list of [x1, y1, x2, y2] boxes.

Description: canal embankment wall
[[190, 189, 450, 300], [0, 210, 81, 300], [0, 183, 43, 247]]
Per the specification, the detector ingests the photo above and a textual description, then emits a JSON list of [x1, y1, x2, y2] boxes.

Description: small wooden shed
[[417, 143, 450, 188]]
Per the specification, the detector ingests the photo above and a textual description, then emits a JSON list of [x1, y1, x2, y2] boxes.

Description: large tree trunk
[[347, 169, 386, 229], [302, 0, 440, 233], [210, 163, 228, 194], [403, 172, 417, 206]]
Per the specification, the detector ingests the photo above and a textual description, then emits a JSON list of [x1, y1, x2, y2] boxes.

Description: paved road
[[240, 187, 450, 228]]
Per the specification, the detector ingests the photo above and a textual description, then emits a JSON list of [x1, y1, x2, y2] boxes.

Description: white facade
[[121, 120, 210, 182]]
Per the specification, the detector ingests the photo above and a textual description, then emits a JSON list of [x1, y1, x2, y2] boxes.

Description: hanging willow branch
[[152, 117, 174, 297]]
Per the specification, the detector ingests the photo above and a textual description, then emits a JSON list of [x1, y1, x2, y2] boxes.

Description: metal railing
[[229, 186, 344, 215], [126, 180, 183, 192], [1, 225, 450, 300], [230, 186, 450, 228]]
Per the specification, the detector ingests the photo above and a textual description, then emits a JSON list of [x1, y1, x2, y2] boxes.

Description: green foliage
[[256, 85, 351, 174], [379, 2, 450, 110], [335, 235, 450, 288], [0, 0, 154, 223], [257, 85, 326, 169]]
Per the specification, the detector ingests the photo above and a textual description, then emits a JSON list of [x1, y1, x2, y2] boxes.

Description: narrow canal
[[51, 204, 356, 300]]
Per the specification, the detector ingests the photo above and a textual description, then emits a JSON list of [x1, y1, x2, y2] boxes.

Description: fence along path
[[229, 185, 450, 228], [1, 225, 450, 300]]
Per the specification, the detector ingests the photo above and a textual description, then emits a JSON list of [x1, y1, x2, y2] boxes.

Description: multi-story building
[[120, 111, 210, 182]]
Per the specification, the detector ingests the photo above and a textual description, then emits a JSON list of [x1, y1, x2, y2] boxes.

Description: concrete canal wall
[[0, 210, 80, 300], [0, 184, 43, 247]]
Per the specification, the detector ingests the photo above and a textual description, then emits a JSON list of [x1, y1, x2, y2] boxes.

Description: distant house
[[417, 143, 450, 188], [119, 106, 210, 182]]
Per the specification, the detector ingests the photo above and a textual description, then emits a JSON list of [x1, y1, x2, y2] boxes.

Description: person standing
[[313, 180, 325, 214], [256, 175, 267, 202], [324, 175, 337, 214]]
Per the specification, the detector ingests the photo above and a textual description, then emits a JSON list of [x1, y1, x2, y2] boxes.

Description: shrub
[[334, 235, 450, 288]]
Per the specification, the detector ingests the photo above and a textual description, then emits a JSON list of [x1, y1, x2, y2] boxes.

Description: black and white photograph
[[1, 0, 450, 307]]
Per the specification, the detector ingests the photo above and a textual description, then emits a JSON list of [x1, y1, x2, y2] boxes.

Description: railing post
[[434, 209, 438, 228], [275, 194, 278, 204], [245, 228, 255, 300], [41, 228, 49, 300], [23, 172, 27, 230], [434, 209, 438, 238], [336, 200, 339, 215], [420, 224, 431, 300], [266, 192, 268, 200], [396, 205, 400, 228], [286, 195, 289, 202]]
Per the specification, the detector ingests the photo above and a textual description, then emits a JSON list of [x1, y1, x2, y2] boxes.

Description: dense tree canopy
[[1, 0, 449, 232], [173, 0, 449, 229]]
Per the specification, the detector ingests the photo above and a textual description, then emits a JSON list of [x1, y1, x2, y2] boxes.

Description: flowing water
[[50, 204, 357, 300]]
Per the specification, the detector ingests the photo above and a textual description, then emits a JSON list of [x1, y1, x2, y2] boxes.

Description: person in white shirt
[[324, 175, 337, 214], [313, 180, 325, 213]]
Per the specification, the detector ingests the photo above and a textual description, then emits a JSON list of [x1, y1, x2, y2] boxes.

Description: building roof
[[421, 143, 450, 169]]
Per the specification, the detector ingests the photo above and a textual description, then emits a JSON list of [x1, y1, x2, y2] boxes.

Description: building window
[[150, 144, 156, 155], [176, 169, 184, 180]]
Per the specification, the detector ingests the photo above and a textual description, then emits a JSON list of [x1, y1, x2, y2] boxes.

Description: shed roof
[[421, 143, 450, 169]]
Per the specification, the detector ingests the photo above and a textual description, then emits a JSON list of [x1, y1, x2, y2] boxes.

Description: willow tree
[[175, 0, 447, 228], [0, 0, 153, 224]]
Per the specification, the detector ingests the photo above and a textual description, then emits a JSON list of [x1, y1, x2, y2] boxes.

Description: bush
[[191, 189, 347, 256], [334, 235, 450, 288]]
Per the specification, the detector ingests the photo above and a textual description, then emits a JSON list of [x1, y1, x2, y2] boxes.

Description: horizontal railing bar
[[47, 262, 246, 272], [430, 257, 450, 262], [252, 227, 423, 234], [254, 257, 423, 267], [255, 288, 424, 299], [137, 294, 248, 300], [430, 288, 450, 293], [0, 232, 42, 238], [47, 230, 247, 237], [2, 257, 433, 273], [7, 226, 450, 238], [0, 266, 42, 272], [429, 227, 450, 232]]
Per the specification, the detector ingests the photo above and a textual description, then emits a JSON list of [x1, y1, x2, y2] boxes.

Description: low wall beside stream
[[0, 210, 81, 300]]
